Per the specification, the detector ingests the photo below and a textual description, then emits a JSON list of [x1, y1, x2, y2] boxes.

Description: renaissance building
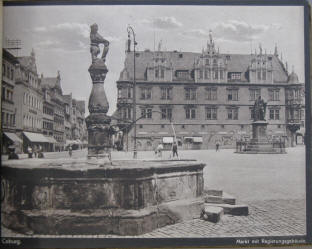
[[116, 34, 305, 151]]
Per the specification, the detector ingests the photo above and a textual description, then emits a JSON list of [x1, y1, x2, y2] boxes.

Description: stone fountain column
[[85, 23, 112, 160]]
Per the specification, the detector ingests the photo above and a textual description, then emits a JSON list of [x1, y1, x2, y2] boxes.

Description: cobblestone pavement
[[2, 199, 306, 238]]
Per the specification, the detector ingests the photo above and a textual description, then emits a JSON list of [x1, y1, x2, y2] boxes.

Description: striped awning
[[163, 137, 174, 144], [23, 132, 49, 143], [45, 136, 57, 143], [4, 132, 22, 143], [193, 137, 203, 143]]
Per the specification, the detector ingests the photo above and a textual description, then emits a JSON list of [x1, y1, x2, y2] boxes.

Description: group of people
[[155, 141, 179, 159], [27, 145, 44, 158]]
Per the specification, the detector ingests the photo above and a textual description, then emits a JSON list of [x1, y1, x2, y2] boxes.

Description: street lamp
[[127, 25, 138, 159]]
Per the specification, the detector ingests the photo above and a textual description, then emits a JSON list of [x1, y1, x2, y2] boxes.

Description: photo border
[[1, 0, 311, 248]]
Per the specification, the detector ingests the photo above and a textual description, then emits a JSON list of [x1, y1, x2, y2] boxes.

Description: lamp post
[[127, 25, 138, 159]]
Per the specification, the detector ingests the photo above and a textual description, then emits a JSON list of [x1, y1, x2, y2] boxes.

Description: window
[[227, 89, 239, 101], [140, 87, 152, 100], [220, 70, 224, 80], [268, 89, 280, 101], [2, 87, 5, 100], [214, 70, 218, 80], [206, 107, 217, 120], [206, 88, 217, 100], [205, 59, 210, 65], [141, 108, 152, 119], [185, 108, 196, 119], [250, 109, 255, 120], [155, 69, 159, 78], [161, 108, 172, 120], [185, 88, 196, 100], [294, 89, 301, 100], [257, 71, 261, 80], [2, 64, 5, 76], [117, 88, 122, 98], [249, 89, 261, 101], [227, 108, 238, 120], [160, 87, 172, 100], [230, 73, 241, 80], [262, 71, 266, 80], [176, 70, 189, 79], [204, 69, 210, 79], [199, 70, 203, 79], [121, 107, 132, 119], [269, 109, 280, 120], [160, 69, 165, 78], [127, 87, 132, 98]]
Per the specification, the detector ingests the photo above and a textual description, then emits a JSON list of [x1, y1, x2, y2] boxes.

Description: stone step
[[201, 206, 224, 223], [204, 192, 236, 205], [203, 189, 223, 197], [204, 203, 249, 216]]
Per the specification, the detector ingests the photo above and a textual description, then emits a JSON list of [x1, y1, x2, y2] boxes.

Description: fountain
[[1, 24, 206, 236]]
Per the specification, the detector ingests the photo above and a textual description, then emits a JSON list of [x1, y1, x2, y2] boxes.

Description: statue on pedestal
[[86, 23, 113, 159], [253, 96, 267, 121]]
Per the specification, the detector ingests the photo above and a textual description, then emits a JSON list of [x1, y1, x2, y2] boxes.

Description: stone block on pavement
[[201, 206, 224, 223], [204, 189, 223, 197], [204, 192, 236, 205], [205, 203, 249, 216]]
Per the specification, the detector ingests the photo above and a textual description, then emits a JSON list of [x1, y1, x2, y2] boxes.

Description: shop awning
[[75, 139, 83, 144], [65, 140, 75, 146], [163, 137, 174, 144], [45, 136, 57, 143], [23, 132, 49, 143], [193, 137, 203, 143], [184, 137, 194, 141], [4, 132, 22, 143]]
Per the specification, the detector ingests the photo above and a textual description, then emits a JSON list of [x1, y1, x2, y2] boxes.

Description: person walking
[[156, 143, 163, 158], [216, 141, 220, 152], [172, 141, 178, 159], [68, 145, 72, 157], [27, 146, 33, 158]]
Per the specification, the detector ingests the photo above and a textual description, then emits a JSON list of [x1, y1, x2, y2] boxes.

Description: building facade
[[1, 49, 22, 153], [14, 50, 48, 153], [116, 35, 305, 151], [41, 71, 65, 151], [1, 48, 88, 154]]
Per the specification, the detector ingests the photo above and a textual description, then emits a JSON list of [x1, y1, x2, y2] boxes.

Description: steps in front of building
[[202, 189, 248, 223]]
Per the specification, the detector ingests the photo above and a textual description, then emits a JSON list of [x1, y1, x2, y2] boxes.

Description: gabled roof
[[3, 49, 18, 64], [41, 77, 58, 88], [119, 51, 288, 83], [63, 94, 72, 104], [17, 56, 37, 74], [76, 100, 85, 113]]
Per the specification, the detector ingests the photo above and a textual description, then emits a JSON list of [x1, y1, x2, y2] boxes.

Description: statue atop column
[[253, 96, 267, 121], [90, 23, 109, 63], [86, 23, 112, 159]]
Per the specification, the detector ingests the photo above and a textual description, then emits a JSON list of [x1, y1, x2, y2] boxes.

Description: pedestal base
[[236, 121, 286, 154]]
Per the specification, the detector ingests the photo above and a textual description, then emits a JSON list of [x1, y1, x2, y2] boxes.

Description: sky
[[3, 5, 305, 115]]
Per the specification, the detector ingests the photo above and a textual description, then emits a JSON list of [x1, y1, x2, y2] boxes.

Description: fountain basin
[[1, 158, 205, 235]]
